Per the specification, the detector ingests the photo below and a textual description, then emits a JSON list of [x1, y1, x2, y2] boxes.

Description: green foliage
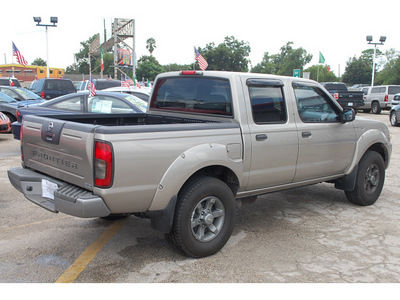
[[251, 42, 312, 76], [146, 38, 156, 56], [375, 52, 400, 85], [200, 36, 251, 72], [163, 63, 194, 72], [341, 56, 372, 85], [136, 55, 165, 81], [31, 57, 46, 66], [304, 65, 338, 82], [94, 53, 114, 77]]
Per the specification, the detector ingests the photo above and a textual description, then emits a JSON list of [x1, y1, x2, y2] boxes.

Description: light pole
[[33, 17, 58, 78], [366, 35, 386, 86]]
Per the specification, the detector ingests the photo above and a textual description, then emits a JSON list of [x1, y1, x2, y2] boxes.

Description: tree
[[146, 38, 156, 56], [65, 34, 98, 74], [375, 50, 400, 85], [303, 64, 338, 82], [341, 56, 372, 85], [136, 55, 165, 81], [200, 36, 251, 72], [31, 58, 46, 66], [251, 42, 312, 76], [251, 52, 274, 74]]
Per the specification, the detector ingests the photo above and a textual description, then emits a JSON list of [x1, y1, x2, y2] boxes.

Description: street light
[[33, 16, 58, 78], [366, 35, 386, 86]]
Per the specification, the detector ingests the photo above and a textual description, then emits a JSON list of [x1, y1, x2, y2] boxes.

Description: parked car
[[27, 80, 37, 91], [0, 86, 42, 102], [11, 91, 148, 140], [0, 112, 11, 133], [102, 86, 151, 102], [31, 78, 76, 100], [321, 82, 364, 109], [391, 93, 400, 106], [389, 104, 400, 126], [0, 92, 19, 122], [0, 77, 21, 87], [77, 79, 122, 91], [360, 85, 400, 114]]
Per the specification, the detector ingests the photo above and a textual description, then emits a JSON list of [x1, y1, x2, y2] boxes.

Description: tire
[[390, 111, 398, 126], [165, 176, 236, 258], [345, 151, 385, 206], [371, 102, 381, 114]]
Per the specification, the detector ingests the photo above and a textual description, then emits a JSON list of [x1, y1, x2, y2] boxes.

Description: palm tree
[[146, 38, 156, 56]]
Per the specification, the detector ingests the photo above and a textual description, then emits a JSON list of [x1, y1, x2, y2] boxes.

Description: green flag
[[319, 52, 325, 64]]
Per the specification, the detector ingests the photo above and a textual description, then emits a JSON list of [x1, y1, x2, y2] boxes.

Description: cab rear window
[[150, 77, 232, 116]]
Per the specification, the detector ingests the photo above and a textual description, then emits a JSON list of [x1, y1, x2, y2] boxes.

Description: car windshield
[[15, 88, 41, 100], [0, 92, 18, 103], [123, 94, 147, 112]]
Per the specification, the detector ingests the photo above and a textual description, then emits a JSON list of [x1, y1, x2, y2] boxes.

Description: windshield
[[0, 92, 18, 103], [123, 94, 147, 112], [15, 88, 41, 100]]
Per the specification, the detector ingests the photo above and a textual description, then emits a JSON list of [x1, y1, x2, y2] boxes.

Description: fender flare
[[148, 143, 243, 212]]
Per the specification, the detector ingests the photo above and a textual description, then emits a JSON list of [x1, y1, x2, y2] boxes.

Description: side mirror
[[342, 107, 355, 123]]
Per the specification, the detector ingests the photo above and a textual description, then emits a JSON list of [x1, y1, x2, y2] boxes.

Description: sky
[[2, 0, 399, 78]]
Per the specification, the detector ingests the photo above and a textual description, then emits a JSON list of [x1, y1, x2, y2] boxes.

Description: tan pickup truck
[[8, 71, 392, 258]]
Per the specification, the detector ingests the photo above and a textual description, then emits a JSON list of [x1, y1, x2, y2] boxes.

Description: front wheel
[[390, 111, 398, 126], [165, 176, 236, 258], [345, 151, 385, 206]]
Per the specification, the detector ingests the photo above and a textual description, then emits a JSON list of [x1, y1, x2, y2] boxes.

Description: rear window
[[95, 80, 121, 90], [44, 80, 75, 92], [388, 86, 400, 95], [150, 77, 232, 116]]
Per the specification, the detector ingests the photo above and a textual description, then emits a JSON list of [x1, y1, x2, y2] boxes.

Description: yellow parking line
[[55, 218, 126, 283]]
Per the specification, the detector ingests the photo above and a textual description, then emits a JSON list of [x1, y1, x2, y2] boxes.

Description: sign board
[[293, 69, 301, 77], [302, 72, 310, 79]]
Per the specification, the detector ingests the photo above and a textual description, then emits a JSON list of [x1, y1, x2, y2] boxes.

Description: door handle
[[302, 131, 312, 138], [256, 134, 268, 141]]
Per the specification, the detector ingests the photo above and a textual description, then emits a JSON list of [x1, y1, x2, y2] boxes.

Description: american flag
[[121, 75, 130, 87], [12, 42, 28, 66], [194, 47, 208, 71], [88, 75, 96, 97]]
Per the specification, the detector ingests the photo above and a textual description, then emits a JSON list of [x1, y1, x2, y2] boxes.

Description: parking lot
[[0, 111, 399, 283]]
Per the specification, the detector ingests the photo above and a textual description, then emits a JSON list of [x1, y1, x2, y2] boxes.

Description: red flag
[[326, 65, 331, 73], [12, 42, 28, 66]]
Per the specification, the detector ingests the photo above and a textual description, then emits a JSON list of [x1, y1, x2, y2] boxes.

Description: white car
[[102, 86, 151, 102], [392, 93, 400, 106]]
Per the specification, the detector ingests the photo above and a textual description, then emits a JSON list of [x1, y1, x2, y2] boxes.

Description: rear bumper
[[7, 167, 111, 218]]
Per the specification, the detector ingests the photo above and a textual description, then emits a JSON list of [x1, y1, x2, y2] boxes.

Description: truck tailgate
[[22, 115, 97, 190]]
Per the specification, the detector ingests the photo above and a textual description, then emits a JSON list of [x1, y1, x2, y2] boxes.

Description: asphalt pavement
[[0, 111, 399, 285]]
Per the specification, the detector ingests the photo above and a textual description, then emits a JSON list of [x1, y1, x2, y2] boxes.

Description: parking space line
[[55, 218, 126, 283]]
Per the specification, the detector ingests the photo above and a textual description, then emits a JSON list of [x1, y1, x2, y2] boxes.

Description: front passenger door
[[293, 82, 356, 182]]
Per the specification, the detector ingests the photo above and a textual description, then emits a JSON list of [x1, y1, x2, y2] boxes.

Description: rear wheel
[[165, 176, 236, 258], [345, 151, 385, 206], [371, 101, 381, 114], [390, 111, 398, 126]]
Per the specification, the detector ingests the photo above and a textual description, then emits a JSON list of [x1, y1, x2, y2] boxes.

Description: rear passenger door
[[245, 79, 298, 190]]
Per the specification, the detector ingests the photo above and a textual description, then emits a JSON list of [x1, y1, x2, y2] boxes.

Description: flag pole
[[193, 46, 196, 70], [11, 42, 15, 77]]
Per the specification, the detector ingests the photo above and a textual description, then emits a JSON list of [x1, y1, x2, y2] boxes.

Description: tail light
[[40, 91, 45, 99], [94, 141, 113, 188], [384, 95, 388, 102], [20, 123, 23, 161], [334, 93, 339, 100]]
